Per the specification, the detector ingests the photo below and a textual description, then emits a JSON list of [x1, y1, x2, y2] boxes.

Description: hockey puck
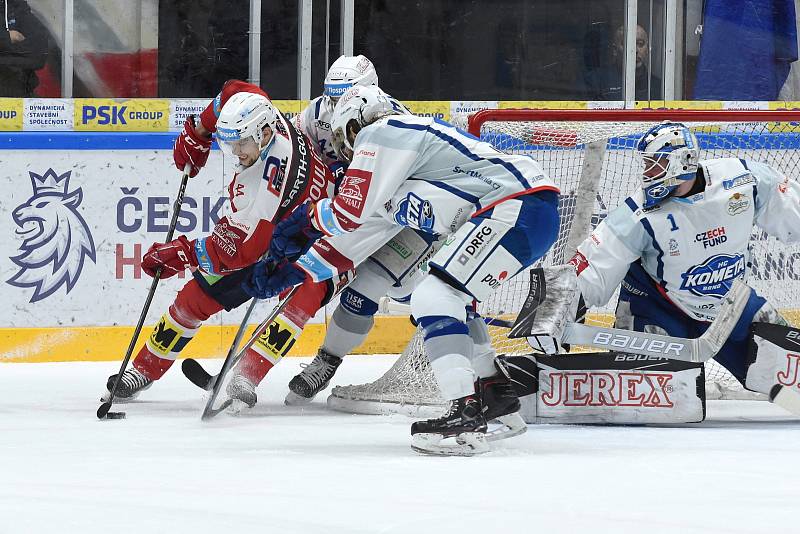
[[105, 411, 126, 419]]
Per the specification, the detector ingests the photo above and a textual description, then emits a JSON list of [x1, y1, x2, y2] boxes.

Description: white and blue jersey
[[294, 96, 339, 168], [574, 157, 800, 321], [297, 114, 560, 283]]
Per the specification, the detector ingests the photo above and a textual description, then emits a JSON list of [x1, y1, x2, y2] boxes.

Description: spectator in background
[[0, 0, 48, 96], [585, 23, 662, 101]]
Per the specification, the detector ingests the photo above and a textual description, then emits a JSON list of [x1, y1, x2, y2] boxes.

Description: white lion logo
[[7, 169, 96, 303]]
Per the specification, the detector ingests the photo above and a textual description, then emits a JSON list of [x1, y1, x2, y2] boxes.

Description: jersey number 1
[[667, 214, 679, 231]]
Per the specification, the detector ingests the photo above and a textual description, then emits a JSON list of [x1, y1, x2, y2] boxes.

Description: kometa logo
[[679, 253, 745, 297]]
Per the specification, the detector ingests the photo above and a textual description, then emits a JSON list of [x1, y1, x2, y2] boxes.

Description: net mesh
[[328, 115, 800, 413]]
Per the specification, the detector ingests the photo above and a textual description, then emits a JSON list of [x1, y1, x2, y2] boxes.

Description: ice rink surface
[[2, 356, 799, 534]]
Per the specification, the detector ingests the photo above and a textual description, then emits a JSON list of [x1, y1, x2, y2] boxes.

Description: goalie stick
[[97, 164, 191, 421], [198, 285, 300, 420], [508, 269, 751, 364]]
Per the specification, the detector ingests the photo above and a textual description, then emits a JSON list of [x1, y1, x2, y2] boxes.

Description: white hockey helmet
[[215, 92, 278, 159], [323, 55, 379, 107], [636, 121, 700, 208], [330, 85, 408, 163]]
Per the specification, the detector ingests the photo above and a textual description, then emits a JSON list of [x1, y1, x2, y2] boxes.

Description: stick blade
[[96, 402, 112, 419], [182, 359, 216, 391]]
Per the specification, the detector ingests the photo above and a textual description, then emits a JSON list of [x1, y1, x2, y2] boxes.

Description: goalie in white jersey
[[564, 122, 800, 397], [253, 86, 560, 455]]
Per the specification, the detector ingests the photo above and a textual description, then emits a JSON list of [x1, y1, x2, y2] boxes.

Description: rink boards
[[1, 131, 799, 362]]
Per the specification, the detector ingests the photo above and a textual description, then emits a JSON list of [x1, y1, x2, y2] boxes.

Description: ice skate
[[285, 349, 342, 405], [102, 368, 153, 402], [410, 395, 489, 456], [478, 373, 527, 442], [225, 374, 257, 414]]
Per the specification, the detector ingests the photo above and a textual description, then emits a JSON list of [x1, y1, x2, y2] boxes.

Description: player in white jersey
[[557, 122, 800, 396], [250, 86, 561, 454], [294, 55, 378, 168]]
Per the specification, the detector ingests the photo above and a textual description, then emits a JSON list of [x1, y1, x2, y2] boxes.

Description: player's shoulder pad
[[358, 115, 428, 150], [602, 195, 648, 245]]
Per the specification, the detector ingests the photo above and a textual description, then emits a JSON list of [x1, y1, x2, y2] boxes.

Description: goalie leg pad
[[509, 352, 705, 424], [745, 322, 800, 396]]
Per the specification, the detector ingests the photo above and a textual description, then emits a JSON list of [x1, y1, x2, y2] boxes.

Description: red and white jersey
[[192, 84, 335, 275], [297, 114, 559, 282], [573, 158, 800, 321]]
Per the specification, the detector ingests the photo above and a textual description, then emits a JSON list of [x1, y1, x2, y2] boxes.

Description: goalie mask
[[330, 85, 408, 163], [636, 122, 699, 208], [323, 55, 379, 111], [216, 92, 278, 166]]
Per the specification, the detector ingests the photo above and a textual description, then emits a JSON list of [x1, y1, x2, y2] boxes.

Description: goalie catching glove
[[520, 265, 584, 354]]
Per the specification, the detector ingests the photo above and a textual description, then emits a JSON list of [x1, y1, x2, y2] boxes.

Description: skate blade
[[486, 413, 527, 442], [411, 432, 490, 457], [99, 390, 139, 404], [226, 399, 249, 416], [285, 391, 315, 406]]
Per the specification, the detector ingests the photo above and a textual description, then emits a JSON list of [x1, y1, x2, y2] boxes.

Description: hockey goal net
[[328, 109, 800, 415]]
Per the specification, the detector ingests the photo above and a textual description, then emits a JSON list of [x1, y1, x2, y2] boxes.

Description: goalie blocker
[[499, 352, 707, 424]]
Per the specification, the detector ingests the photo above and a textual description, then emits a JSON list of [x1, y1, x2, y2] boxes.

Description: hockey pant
[[410, 191, 560, 400], [614, 261, 789, 390]]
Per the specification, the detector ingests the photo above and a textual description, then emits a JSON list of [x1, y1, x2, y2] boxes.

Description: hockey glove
[[269, 202, 324, 263], [142, 236, 198, 278], [173, 115, 212, 177], [242, 259, 307, 299]]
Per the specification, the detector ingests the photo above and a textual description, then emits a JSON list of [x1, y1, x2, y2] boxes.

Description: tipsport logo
[[7, 169, 96, 303]]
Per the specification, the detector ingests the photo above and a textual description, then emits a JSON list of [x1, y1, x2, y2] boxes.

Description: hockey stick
[[508, 271, 751, 364], [200, 285, 301, 420], [181, 296, 258, 392], [97, 164, 192, 420]]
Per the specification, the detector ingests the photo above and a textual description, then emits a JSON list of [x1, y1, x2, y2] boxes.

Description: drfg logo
[[541, 371, 675, 407], [457, 225, 494, 265], [7, 169, 96, 303]]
